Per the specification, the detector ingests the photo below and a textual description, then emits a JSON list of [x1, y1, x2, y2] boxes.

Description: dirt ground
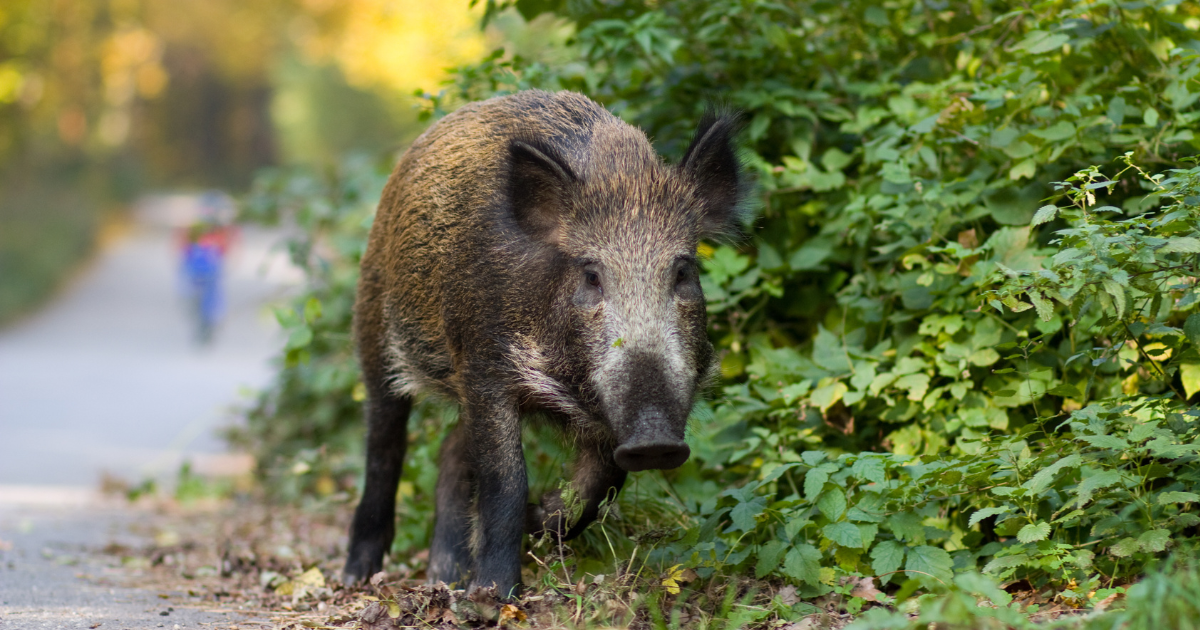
[[0, 494, 862, 630]]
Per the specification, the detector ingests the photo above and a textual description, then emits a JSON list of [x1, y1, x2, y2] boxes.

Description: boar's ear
[[680, 111, 744, 237], [510, 139, 576, 246]]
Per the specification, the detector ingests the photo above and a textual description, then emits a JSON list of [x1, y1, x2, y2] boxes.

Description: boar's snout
[[614, 439, 690, 472], [613, 408, 690, 472]]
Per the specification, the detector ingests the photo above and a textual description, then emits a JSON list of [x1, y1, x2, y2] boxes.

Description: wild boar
[[343, 90, 743, 596]]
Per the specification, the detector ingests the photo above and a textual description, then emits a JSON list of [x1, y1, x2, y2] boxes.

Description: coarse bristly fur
[[344, 90, 745, 597]]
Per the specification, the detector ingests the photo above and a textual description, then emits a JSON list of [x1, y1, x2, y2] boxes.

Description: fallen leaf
[[369, 571, 388, 587], [957, 228, 978, 249], [296, 567, 325, 588], [661, 564, 696, 595], [780, 616, 821, 630], [776, 585, 799, 606], [499, 603, 526, 623], [1093, 592, 1120, 612], [850, 576, 883, 602], [275, 567, 324, 597], [359, 602, 385, 623]]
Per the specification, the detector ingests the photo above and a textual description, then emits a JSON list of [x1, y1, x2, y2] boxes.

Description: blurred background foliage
[[233, 0, 1200, 615], [0, 0, 494, 323]]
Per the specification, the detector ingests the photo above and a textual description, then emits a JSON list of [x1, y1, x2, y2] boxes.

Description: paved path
[[0, 195, 299, 488], [0, 504, 266, 629], [0, 194, 300, 628]]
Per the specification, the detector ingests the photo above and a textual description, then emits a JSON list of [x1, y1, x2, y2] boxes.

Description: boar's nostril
[[613, 440, 690, 472]]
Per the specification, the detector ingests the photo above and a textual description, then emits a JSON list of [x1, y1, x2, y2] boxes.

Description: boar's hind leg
[[344, 389, 412, 583], [462, 399, 527, 597], [528, 445, 627, 540], [427, 422, 473, 586]]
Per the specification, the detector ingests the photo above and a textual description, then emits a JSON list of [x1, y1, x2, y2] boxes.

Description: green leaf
[[1009, 158, 1037, 180], [1023, 454, 1082, 494], [871, 540, 906, 578], [817, 486, 848, 521], [705, 246, 750, 284], [1161, 237, 1200, 254], [812, 326, 853, 372], [851, 456, 887, 484], [911, 114, 939, 134], [967, 348, 1001, 367], [969, 506, 1010, 528], [1015, 30, 1070, 54], [1017, 522, 1051, 543], [1186, 314, 1200, 347], [1077, 470, 1124, 506], [303, 297, 322, 323], [811, 381, 848, 411], [1029, 291, 1054, 322], [1102, 279, 1127, 317], [906, 545, 953, 584], [1079, 434, 1129, 450], [286, 326, 314, 350], [1107, 96, 1126, 126], [983, 553, 1028, 575], [894, 373, 930, 402], [755, 540, 789, 578], [1147, 439, 1200, 458], [1031, 205, 1058, 226], [1138, 529, 1171, 553], [729, 495, 767, 532], [1031, 121, 1076, 141], [788, 242, 833, 271], [783, 544, 822, 586], [804, 465, 832, 501], [1157, 491, 1200, 505], [1109, 537, 1140, 558], [1144, 107, 1160, 127], [888, 511, 925, 543], [822, 522, 864, 548], [821, 147, 853, 171]]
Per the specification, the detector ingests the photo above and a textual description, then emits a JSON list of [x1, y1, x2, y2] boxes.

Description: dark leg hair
[[427, 421, 475, 586], [344, 388, 412, 583], [463, 398, 527, 597]]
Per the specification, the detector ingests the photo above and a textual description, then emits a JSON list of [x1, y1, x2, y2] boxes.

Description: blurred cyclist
[[179, 191, 236, 344]]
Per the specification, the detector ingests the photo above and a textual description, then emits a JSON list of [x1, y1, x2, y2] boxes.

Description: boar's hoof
[[614, 440, 690, 472], [343, 549, 384, 585]]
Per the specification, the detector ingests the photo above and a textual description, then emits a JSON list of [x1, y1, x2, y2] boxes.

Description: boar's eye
[[584, 270, 602, 293], [674, 259, 702, 301]]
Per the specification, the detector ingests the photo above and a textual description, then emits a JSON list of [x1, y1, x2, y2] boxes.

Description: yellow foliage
[[1181, 363, 1200, 399], [297, 0, 486, 94]]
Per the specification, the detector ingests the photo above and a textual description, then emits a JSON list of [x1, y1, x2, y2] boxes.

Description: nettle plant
[[988, 155, 1200, 403], [657, 158, 1200, 598]]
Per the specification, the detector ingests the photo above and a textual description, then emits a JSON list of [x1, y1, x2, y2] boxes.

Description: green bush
[[238, 0, 1200, 617]]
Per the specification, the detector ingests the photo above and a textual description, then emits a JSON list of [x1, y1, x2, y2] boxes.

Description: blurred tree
[[0, 0, 487, 322]]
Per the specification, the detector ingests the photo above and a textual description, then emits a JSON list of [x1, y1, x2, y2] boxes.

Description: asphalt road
[[0, 194, 299, 628], [0, 505, 265, 629], [0, 194, 299, 487]]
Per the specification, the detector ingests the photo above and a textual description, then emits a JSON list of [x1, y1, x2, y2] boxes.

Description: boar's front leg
[[528, 445, 627, 540], [464, 395, 528, 597], [345, 389, 413, 583]]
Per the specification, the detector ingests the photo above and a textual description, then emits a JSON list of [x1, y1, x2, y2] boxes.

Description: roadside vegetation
[[229, 0, 1200, 627]]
